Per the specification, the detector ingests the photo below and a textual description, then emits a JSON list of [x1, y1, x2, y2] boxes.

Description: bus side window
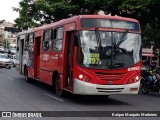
[[43, 29, 53, 51], [25, 34, 29, 51], [53, 27, 64, 51], [28, 34, 34, 51]]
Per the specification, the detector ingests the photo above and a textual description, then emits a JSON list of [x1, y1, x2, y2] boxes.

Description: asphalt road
[[0, 68, 160, 120]]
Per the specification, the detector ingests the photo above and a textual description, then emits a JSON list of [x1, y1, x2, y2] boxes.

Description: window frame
[[43, 29, 53, 51], [52, 27, 64, 51], [28, 33, 34, 51]]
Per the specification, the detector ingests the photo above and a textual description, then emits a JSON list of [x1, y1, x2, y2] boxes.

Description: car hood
[[0, 58, 11, 62]]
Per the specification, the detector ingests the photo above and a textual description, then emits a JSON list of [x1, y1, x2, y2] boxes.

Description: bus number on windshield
[[83, 53, 100, 64]]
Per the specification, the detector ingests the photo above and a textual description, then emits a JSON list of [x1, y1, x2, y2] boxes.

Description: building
[[0, 21, 21, 47], [142, 45, 153, 54]]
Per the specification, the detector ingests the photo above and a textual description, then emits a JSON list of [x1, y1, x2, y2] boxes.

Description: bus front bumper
[[73, 78, 140, 95]]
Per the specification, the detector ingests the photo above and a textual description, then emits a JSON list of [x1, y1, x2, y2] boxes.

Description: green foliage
[[13, 0, 160, 48], [13, 0, 39, 29], [0, 19, 5, 24], [13, 0, 105, 29]]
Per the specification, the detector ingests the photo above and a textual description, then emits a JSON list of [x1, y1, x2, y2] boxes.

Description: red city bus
[[16, 15, 142, 96]]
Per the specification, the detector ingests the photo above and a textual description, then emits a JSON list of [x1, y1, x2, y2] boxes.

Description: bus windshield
[[78, 30, 141, 69]]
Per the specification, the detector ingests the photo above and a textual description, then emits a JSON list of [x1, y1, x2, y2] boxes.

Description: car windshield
[[0, 54, 8, 59], [78, 30, 141, 69]]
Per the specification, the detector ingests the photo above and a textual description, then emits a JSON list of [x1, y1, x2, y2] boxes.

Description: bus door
[[66, 31, 75, 90], [19, 36, 25, 74], [34, 36, 41, 79]]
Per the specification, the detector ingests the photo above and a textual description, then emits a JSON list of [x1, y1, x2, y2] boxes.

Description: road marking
[[8, 77, 15, 80], [44, 93, 64, 102]]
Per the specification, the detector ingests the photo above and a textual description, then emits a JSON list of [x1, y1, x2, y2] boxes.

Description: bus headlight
[[79, 74, 84, 79], [78, 73, 91, 83], [128, 75, 139, 84], [135, 76, 139, 81]]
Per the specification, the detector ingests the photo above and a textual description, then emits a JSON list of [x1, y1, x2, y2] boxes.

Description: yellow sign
[[83, 53, 100, 64]]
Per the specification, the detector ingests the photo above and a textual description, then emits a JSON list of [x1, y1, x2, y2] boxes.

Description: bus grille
[[95, 72, 126, 81], [96, 87, 124, 93]]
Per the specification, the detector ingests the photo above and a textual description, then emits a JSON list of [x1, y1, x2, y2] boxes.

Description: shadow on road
[[12, 71, 159, 106], [138, 92, 160, 98], [138, 87, 160, 98], [20, 79, 130, 106], [66, 95, 130, 106]]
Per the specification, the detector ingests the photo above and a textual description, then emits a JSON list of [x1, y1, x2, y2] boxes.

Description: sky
[[0, 0, 21, 23]]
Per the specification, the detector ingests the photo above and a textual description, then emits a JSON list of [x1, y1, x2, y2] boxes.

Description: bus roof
[[17, 15, 140, 34], [79, 15, 139, 22], [34, 15, 139, 31]]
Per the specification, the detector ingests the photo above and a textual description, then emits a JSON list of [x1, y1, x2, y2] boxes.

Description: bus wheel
[[25, 70, 31, 83], [55, 75, 63, 96]]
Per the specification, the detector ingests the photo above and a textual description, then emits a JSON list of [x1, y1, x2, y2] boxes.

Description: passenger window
[[53, 27, 64, 51], [43, 29, 53, 51], [25, 34, 34, 51], [24, 34, 29, 51]]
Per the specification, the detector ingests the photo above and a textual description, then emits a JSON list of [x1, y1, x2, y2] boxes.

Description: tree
[[102, 0, 160, 48], [14, 0, 160, 28], [13, 0, 160, 48], [13, 0, 39, 30], [0, 19, 5, 24], [13, 0, 105, 29]]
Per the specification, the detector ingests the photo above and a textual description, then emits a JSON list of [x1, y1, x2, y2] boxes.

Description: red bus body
[[16, 15, 142, 95]]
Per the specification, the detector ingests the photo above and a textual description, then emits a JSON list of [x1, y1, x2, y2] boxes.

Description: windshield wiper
[[115, 29, 129, 48], [95, 28, 102, 51], [113, 30, 129, 53]]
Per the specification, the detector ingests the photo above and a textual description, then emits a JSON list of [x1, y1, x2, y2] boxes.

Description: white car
[[0, 54, 12, 69], [0, 46, 4, 52]]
